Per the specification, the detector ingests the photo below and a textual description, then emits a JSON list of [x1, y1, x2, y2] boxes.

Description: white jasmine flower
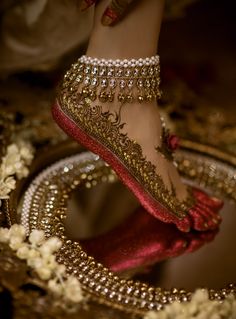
[[1, 154, 22, 176], [36, 267, 52, 281], [6, 144, 19, 155], [191, 289, 208, 303], [16, 245, 30, 259], [187, 302, 198, 316], [27, 257, 44, 269], [0, 140, 34, 199], [64, 277, 83, 303], [27, 248, 40, 260], [4, 176, 16, 189], [29, 229, 45, 245], [17, 141, 34, 164], [9, 224, 26, 240], [44, 255, 58, 271], [144, 310, 161, 319], [9, 236, 24, 250], [48, 279, 63, 295], [45, 237, 62, 251], [0, 177, 16, 199], [166, 302, 183, 315], [39, 237, 62, 256], [144, 290, 236, 319], [2, 225, 84, 305], [38, 243, 52, 257], [0, 188, 10, 199], [56, 264, 66, 276], [16, 166, 29, 179]]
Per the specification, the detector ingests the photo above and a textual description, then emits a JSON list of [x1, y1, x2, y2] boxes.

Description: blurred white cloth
[[0, 0, 93, 73], [0, 0, 197, 74]]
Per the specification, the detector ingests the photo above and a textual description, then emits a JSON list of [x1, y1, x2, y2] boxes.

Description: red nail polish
[[102, 8, 119, 26], [80, 0, 95, 11]]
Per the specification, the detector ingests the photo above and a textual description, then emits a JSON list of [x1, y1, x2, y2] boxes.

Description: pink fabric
[[81, 207, 218, 272]]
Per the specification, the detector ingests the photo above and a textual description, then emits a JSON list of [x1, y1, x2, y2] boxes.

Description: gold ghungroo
[[63, 55, 161, 105]]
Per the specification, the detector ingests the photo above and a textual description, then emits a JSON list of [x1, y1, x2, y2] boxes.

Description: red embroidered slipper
[[81, 206, 219, 273], [52, 55, 223, 233]]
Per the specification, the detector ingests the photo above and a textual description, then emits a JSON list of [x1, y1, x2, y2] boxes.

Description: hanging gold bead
[[126, 94, 133, 103], [99, 91, 108, 102], [146, 94, 153, 102], [107, 92, 114, 102], [89, 91, 97, 101], [118, 93, 125, 103], [138, 95, 144, 103], [82, 88, 89, 97]]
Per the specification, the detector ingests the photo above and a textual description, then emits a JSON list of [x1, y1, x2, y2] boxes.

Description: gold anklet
[[62, 55, 161, 105]]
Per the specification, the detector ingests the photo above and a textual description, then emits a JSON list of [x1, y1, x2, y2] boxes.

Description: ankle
[[86, 26, 158, 59], [86, 37, 157, 60], [86, 0, 164, 59]]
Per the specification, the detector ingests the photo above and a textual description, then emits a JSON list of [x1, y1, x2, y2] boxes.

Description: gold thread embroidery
[[57, 64, 195, 219]]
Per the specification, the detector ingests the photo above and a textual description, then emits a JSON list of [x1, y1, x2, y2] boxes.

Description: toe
[[196, 202, 222, 229], [188, 206, 208, 231], [192, 187, 224, 211]]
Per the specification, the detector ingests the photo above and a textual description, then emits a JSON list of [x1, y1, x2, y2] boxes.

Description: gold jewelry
[[59, 58, 195, 222], [18, 146, 236, 315], [62, 55, 161, 105]]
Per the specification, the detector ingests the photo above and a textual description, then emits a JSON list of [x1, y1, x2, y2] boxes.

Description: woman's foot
[[86, 90, 188, 202], [54, 53, 223, 232], [52, 0, 223, 232], [84, 0, 188, 201]]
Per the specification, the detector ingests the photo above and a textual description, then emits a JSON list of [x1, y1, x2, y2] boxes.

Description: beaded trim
[[20, 150, 236, 315], [80, 55, 160, 66], [62, 55, 161, 105]]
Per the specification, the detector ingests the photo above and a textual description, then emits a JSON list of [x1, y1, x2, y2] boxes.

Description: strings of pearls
[[79, 55, 160, 68]]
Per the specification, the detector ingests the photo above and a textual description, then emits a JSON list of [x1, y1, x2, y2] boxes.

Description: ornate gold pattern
[[62, 56, 161, 105], [58, 61, 195, 219], [18, 149, 236, 315]]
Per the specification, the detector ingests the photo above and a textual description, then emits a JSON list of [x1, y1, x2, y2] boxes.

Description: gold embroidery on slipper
[[58, 62, 196, 220]]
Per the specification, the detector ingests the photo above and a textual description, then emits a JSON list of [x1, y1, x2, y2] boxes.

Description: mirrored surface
[[17, 147, 236, 316], [65, 180, 236, 289]]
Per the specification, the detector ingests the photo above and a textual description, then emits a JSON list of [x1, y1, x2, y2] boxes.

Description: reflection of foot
[[53, 55, 223, 232], [81, 207, 219, 273]]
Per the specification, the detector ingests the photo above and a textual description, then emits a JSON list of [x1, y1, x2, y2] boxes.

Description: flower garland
[[0, 138, 84, 306], [0, 140, 34, 199], [0, 225, 84, 304], [144, 289, 236, 319]]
